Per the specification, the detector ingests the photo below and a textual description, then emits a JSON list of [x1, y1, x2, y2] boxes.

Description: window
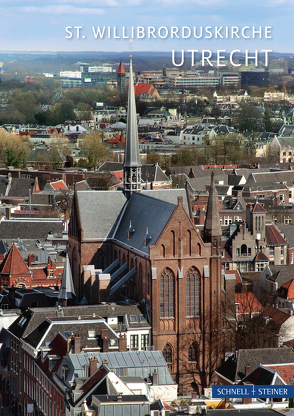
[[188, 343, 198, 362], [269, 246, 274, 256], [234, 215, 242, 222], [130, 335, 138, 349], [236, 248, 240, 257], [248, 248, 251, 256], [129, 315, 138, 322], [139, 315, 147, 322], [186, 267, 200, 317], [87, 330, 96, 339], [163, 344, 172, 364], [160, 268, 174, 318], [284, 215, 292, 225], [241, 244, 247, 257], [141, 334, 149, 348], [49, 270, 54, 278], [224, 216, 232, 225], [281, 246, 284, 256]]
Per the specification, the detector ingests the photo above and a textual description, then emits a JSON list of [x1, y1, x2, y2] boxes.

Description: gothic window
[[161, 244, 166, 258], [171, 230, 175, 257], [160, 268, 174, 318], [187, 230, 192, 256], [241, 244, 247, 257], [188, 343, 198, 362], [186, 266, 200, 317], [163, 344, 172, 364]]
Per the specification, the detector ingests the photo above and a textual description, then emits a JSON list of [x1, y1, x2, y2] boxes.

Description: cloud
[[18, 5, 106, 15]]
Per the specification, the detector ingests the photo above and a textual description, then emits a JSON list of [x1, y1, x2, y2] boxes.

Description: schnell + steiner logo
[[212, 385, 294, 399]]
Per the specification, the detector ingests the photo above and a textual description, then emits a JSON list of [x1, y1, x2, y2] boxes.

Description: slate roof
[[141, 188, 190, 213], [238, 365, 284, 386], [276, 224, 294, 247], [248, 170, 294, 186], [76, 190, 127, 241], [8, 177, 35, 198], [265, 265, 294, 286], [8, 304, 149, 340], [114, 192, 176, 255], [216, 347, 294, 382], [266, 224, 287, 246], [0, 219, 64, 240]]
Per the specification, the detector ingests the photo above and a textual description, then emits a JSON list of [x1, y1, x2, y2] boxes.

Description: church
[[68, 57, 233, 395]]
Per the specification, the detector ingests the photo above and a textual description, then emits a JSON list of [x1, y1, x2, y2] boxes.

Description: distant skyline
[[0, 0, 293, 55]]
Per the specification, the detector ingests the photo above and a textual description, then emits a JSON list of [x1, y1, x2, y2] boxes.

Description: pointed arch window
[[163, 344, 172, 365], [160, 268, 174, 318], [186, 266, 200, 317], [188, 343, 198, 363]]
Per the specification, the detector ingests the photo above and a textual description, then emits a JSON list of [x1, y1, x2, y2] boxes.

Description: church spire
[[123, 56, 141, 199], [58, 254, 76, 305], [203, 172, 222, 255]]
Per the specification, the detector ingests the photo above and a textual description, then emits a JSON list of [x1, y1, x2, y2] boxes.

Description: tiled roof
[[265, 363, 294, 385], [280, 279, 294, 299], [235, 292, 263, 314], [266, 224, 287, 246], [0, 243, 30, 276], [133, 83, 153, 96], [50, 180, 67, 190], [262, 305, 290, 326], [254, 252, 270, 261], [225, 270, 242, 283], [117, 61, 126, 75], [252, 202, 267, 212]]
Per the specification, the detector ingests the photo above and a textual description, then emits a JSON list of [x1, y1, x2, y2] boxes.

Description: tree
[[0, 131, 31, 168], [232, 102, 263, 133], [80, 133, 108, 170], [49, 137, 72, 169]]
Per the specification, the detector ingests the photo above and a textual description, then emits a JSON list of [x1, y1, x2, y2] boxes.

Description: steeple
[[123, 56, 141, 199], [203, 172, 222, 255], [58, 254, 76, 305], [117, 60, 126, 93]]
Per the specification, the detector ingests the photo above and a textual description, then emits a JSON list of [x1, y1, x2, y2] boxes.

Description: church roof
[[123, 56, 141, 169], [203, 172, 222, 241], [76, 190, 127, 241], [114, 192, 176, 255], [58, 254, 76, 301], [117, 61, 126, 75], [0, 242, 30, 276]]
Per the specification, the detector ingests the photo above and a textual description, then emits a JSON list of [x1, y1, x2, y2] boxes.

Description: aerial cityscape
[[2, 0, 294, 415]]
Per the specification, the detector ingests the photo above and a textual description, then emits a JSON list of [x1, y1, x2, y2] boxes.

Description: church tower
[[117, 61, 126, 93], [123, 56, 142, 199], [203, 172, 222, 256]]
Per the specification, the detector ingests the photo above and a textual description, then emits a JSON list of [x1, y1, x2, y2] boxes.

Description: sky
[[0, 0, 292, 54]]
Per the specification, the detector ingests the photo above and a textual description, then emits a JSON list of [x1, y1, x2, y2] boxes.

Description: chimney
[[117, 394, 123, 402], [73, 334, 81, 354], [245, 364, 251, 376], [191, 391, 197, 400], [27, 254, 35, 266], [118, 334, 127, 352], [67, 336, 72, 353], [5, 207, 11, 220], [101, 329, 109, 352], [152, 369, 158, 385], [90, 356, 97, 376], [102, 359, 108, 366]]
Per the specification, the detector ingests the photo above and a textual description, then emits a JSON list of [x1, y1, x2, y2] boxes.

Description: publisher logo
[[212, 385, 294, 399]]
